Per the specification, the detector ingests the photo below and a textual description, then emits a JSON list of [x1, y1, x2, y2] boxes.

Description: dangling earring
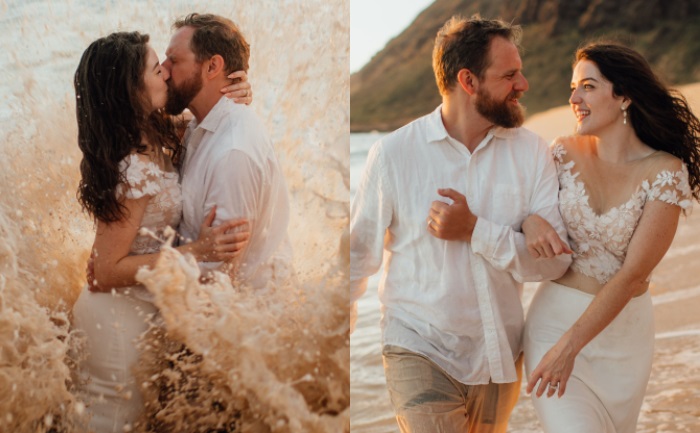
[[621, 105, 628, 125]]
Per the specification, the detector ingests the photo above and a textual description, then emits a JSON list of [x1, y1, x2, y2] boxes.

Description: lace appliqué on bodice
[[553, 143, 692, 284], [116, 154, 182, 255]]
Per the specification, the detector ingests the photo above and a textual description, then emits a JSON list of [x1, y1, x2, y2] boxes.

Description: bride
[[522, 42, 700, 433]]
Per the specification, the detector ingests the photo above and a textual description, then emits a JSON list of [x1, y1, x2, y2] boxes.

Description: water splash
[[133, 234, 348, 432]]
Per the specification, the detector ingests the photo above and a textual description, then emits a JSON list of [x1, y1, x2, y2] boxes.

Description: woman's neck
[[592, 125, 653, 163]]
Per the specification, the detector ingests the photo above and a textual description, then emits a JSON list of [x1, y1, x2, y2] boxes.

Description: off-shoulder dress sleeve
[[115, 153, 163, 200], [644, 163, 693, 211], [551, 141, 566, 163]]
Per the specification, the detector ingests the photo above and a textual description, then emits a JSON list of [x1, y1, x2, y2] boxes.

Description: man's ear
[[205, 54, 226, 79], [457, 69, 477, 96]]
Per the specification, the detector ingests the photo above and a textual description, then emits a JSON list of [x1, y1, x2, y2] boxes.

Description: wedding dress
[[72, 153, 182, 432], [524, 139, 692, 433]]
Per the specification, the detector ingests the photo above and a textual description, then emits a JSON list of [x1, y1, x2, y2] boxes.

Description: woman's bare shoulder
[[647, 150, 684, 172], [551, 135, 595, 160]]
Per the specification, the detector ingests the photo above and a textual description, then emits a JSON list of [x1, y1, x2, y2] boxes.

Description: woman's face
[[569, 59, 627, 136], [142, 45, 169, 112]]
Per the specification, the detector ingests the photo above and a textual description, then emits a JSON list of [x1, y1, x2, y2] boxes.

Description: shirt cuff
[[471, 217, 497, 259], [350, 277, 368, 305]]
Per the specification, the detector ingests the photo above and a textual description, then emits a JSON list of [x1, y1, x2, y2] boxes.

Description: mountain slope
[[351, 0, 700, 131]]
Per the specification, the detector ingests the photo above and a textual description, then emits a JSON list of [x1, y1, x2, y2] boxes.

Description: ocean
[[0, 1, 349, 432]]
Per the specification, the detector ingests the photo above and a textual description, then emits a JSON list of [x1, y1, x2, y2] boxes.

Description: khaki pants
[[383, 345, 522, 433]]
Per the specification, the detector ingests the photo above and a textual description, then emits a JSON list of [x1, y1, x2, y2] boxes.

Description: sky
[[350, 0, 435, 73]]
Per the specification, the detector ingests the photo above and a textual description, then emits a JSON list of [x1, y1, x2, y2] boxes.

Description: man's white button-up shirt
[[180, 97, 292, 289], [350, 105, 571, 384]]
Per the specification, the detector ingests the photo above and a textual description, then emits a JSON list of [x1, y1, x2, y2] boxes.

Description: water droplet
[[75, 401, 85, 415]]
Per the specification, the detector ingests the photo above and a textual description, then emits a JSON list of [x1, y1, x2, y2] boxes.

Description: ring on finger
[[549, 382, 559, 390]]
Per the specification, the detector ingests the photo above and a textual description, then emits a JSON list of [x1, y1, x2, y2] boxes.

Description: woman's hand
[[220, 71, 252, 105], [522, 214, 572, 258], [192, 206, 250, 262], [526, 334, 578, 398]]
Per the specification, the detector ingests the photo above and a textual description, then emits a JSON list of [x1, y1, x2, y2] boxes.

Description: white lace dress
[[72, 153, 182, 433], [524, 142, 692, 433]]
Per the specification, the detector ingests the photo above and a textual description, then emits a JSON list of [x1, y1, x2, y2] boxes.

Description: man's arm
[[473, 140, 571, 281], [429, 141, 571, 282], [200, 149, 261, 272], [350, 142, 393, 332]]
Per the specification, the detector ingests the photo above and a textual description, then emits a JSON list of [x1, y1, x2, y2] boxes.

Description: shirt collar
[[490, 125, 517, 139], [425, 105, 450, 144], [425, 104, 519, 144], [189, 96, 230, 133]]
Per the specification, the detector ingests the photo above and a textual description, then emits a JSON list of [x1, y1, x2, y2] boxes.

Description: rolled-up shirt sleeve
[[350, 142, 393, 332], [471, 140, 571, 282]]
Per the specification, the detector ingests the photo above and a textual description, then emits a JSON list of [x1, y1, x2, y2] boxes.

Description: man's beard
[[165, 68, 203, 115], [475, 87, 525, 128]]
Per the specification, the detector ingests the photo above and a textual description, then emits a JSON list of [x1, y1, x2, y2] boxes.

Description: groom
[[163, 13, 292, 290], [351, 16, 571, 432]]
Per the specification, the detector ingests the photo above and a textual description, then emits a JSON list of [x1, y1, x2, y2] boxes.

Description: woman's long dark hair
[[575, 42, 700, 201], [75, 31, 182, 223]]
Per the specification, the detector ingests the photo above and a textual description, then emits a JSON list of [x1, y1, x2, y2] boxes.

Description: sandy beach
[[350, 82, 700, 432]]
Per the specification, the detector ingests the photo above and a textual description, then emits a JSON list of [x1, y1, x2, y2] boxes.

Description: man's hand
[[427, 188, 477, 242]]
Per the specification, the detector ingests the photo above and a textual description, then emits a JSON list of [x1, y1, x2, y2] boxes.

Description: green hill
[[351, 0, 700, 131]]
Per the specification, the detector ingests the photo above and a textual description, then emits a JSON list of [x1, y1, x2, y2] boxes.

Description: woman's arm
[[527, 199, 681, 398], [220, 71, 252, 104], [92, 197, 248, 291], [521, 214, 573, 258]]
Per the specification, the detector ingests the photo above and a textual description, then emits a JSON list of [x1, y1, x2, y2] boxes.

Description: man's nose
[[516, 73, 529, 92]]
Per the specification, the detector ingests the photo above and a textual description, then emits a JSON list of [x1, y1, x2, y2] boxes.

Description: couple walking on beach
[[71, 13, 292, 432], [351, 15, 700, 433]]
